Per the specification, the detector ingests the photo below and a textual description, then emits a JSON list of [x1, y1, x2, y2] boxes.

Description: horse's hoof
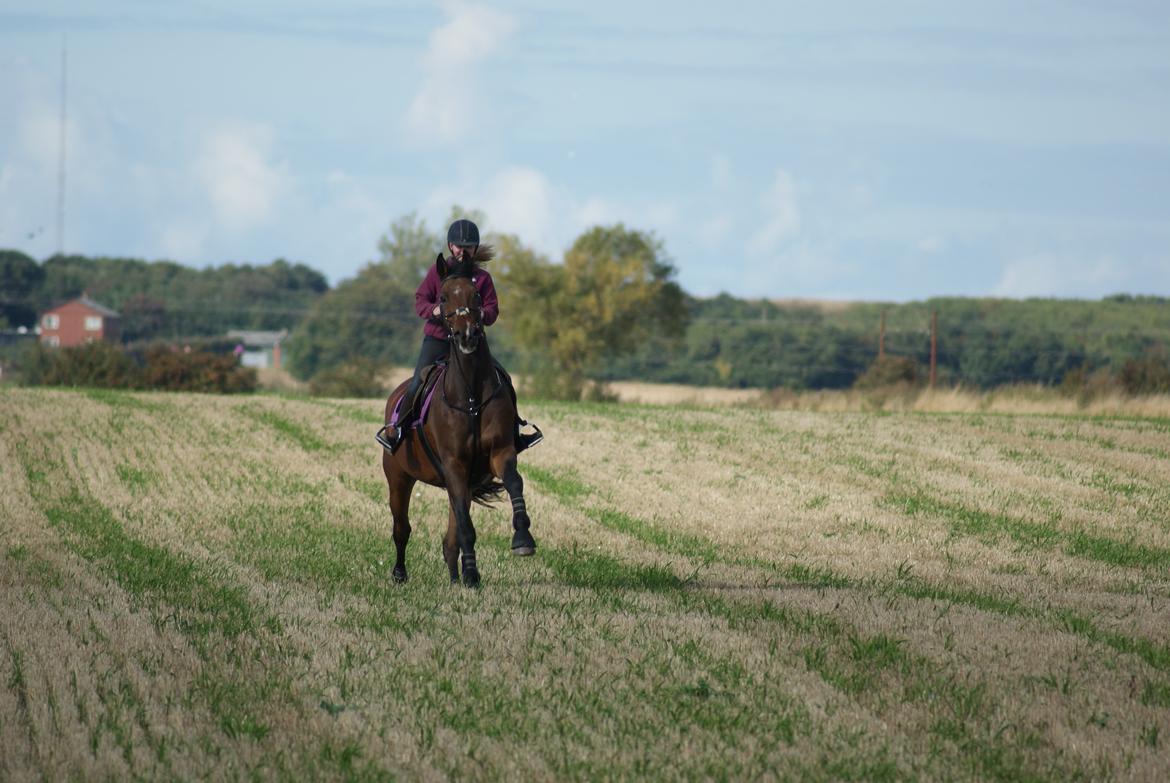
[[391, 566, 408, 583], [462, 569, 481, 589], [511, 529, 536, 556]]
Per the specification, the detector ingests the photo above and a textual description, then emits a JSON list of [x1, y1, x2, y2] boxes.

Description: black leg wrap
[[511, 509, 535, 555], [461, 552, 480, 588]]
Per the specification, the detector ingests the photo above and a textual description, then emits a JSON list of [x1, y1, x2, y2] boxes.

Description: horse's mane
[[443, 244, 494, 280]]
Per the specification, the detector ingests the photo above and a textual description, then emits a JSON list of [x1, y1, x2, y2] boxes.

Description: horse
[[379, 252, 534, 588]]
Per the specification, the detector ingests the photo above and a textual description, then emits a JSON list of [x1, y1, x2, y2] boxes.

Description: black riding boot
[[376, 402, 417, 454]]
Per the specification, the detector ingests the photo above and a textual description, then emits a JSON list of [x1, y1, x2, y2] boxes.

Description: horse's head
[[437, 255, 484, 355]]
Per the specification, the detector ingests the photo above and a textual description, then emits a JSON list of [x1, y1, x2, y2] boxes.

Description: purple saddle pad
[[389, 367, 444, 429]]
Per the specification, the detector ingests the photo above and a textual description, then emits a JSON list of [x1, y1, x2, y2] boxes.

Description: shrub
[[1060, 366, 1121, 402], [308, 358, 385, 398], [27, 341, 139, 388], [1117, 349, 1170, 394], [139, 346, 256, 393], [853, 355, 920, 390]]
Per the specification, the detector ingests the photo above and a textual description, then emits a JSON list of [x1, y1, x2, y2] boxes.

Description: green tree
[[284, 213, 465, 380], [0, 249, 44, 328], [283, 266, 416, 380], [375, 213, 444, 290], [500, 224, 688, 399]]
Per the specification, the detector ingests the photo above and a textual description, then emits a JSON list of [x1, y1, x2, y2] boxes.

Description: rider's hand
[[432, 305, 440, 316]]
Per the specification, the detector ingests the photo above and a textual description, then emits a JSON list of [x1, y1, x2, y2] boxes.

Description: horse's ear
[[435, 253, 447, 279]]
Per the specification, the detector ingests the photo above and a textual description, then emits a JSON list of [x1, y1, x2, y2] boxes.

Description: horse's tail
[[471, 475, 507, 507]]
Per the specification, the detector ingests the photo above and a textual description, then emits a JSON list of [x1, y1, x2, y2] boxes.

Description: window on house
[[44, 335, 60, 347], [43, 314, 60, 329], [84, 316, 103, 331]]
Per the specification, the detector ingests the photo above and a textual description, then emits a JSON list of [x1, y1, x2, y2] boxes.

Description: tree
[[500, 224, 688, 399], [283, 266, 416, 380], [120, 293, 169, 341], [0, 249, 44, 328]]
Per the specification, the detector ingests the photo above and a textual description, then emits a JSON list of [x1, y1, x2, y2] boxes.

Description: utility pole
[[878, 309, 886, 360], [929, 309, 938, 388], [56, 33, 67, 257]]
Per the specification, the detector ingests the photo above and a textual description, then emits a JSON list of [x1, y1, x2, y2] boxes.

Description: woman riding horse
[[375, 219, 539, 587]]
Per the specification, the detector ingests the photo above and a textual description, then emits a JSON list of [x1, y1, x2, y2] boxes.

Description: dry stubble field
[[1, 387, 1169, 781]]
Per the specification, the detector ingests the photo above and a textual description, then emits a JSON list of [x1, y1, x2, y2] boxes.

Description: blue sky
[[2, 1, 1168, 300]]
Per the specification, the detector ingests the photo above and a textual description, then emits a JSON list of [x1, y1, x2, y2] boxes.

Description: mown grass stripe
[[42, 491, 263, 640], [237, 405, 328, 452], [885, 489, 1170, 570]]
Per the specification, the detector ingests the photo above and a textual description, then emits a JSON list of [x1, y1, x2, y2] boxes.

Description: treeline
[[4, 227, 1170, 395], [0, 249, 327, 340], [600, 293, 1170, 391]]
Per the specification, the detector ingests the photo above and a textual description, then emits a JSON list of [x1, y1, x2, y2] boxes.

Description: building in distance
[[39, 295, 121, 347]]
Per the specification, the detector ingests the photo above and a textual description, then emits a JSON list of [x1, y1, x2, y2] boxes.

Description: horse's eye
[[439, 295, 447, 303]]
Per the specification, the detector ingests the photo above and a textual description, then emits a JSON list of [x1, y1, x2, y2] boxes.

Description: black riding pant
[[404, 334, 515, 426], [406, 335, 450, 403]]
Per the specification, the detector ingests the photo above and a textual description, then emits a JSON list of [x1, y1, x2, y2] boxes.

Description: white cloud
[[423, 166, 557, 254], [194, 124, 290, 231], [748, 169, 801, 255], [480, 167, 556, 249], [574, 197, 618, 229], [422, 165, 686, 262], [991, 253, 1129, 298], [158, 221, 209, 261], [406, 2, 516, 144]]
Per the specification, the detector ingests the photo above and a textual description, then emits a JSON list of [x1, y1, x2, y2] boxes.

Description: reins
[[429, 270, 505, 484]]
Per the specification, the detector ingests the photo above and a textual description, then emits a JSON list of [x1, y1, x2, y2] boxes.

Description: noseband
[[443, 305, 482, 326]]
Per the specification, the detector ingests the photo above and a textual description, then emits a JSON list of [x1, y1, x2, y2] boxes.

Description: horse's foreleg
[[387, 469, 415, 583], [446, 486, 479, 588], [442, 506, 459, 584], [492, 450, 535, 556]]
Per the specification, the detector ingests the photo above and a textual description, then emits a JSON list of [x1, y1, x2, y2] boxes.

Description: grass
[[1, 388, 1168, 781]]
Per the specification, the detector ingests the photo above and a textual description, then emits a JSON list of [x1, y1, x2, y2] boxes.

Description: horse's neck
[[445, 343, 494, 403]]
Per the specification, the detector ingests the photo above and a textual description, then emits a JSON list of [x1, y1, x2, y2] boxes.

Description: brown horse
[[380, 253, 534, 588]]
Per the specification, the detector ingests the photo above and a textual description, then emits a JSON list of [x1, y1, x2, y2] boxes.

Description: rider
[[376, 218, 542, 454]]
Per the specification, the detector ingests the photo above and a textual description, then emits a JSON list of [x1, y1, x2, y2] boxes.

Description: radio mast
[[56, 34, 67, 256]]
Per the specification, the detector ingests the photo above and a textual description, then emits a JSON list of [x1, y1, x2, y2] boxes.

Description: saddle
[[386, 358, 542, 451], [391, 361, 446, 430]]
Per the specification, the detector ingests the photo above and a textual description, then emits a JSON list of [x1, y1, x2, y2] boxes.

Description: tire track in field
[[522, 461, 1170, 676], [721, 416, 1170, 577], [520, 465, 1099, 782], [9, 437, 298, 762], [199, 485, 906, 780]]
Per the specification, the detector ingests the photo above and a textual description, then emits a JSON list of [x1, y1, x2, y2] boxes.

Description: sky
[[1, 1, 1169, 300]]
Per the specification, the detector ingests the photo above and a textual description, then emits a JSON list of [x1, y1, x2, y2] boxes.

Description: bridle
[[438, 275, 503, 447]]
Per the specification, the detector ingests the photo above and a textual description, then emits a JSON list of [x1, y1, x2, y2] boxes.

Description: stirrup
[[516, 423, 543, 453], [375, 424, 401, 454]]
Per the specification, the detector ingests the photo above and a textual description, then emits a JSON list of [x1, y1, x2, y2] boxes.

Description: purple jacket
[[415, 261, 499, 341]]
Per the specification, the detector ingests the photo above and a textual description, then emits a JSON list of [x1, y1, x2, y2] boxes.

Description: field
[[2, 387, 1169, 781]]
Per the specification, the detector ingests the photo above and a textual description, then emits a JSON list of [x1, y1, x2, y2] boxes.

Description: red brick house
[[39, 296, 122, 347]]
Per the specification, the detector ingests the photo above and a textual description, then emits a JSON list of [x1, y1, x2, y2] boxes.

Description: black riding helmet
[[447, 219, 480, 248]]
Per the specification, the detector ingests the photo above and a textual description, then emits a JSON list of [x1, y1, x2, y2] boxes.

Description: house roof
[[44, 295, 121, 318], [77, 296, 121, 317], [227, 329, 288, 347]]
